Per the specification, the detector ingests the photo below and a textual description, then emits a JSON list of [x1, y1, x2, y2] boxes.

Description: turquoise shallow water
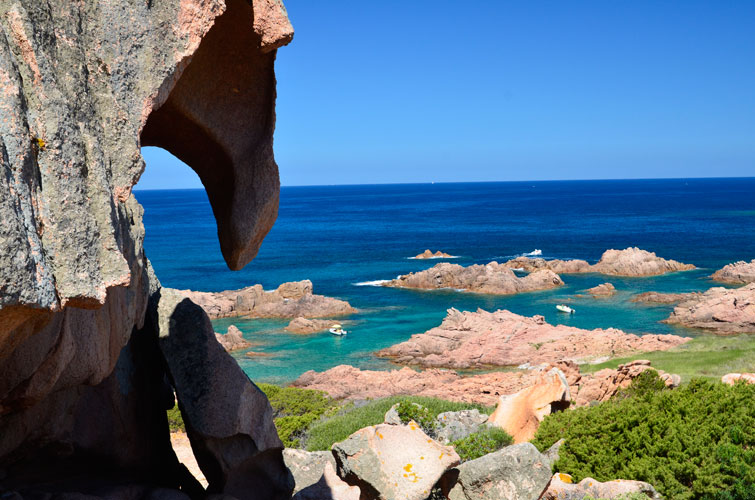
[[137, 178, 755, 384]]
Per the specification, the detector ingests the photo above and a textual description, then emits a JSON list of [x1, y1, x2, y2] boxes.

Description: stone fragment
[[156, 289, 293, 499], [541, 473, 661, 500], [447, 443, 552, 500], [488, 368, 570, 443], [332, 422, 459, 500]]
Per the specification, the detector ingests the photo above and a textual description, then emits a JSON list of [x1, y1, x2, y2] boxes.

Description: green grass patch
[[582, 335, 755, 382], [258, 383, 339, 448], [305, 396, 491, 451], [533, 372, 755, 500], [452, 426, 513, 462]]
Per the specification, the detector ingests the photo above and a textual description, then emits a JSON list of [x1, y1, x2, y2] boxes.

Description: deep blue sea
[[136, 178, 755, 384]]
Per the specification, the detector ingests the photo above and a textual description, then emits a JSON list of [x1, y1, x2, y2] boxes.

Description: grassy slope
[[305, 396, 492, 451], [582, 335, 755, 382]]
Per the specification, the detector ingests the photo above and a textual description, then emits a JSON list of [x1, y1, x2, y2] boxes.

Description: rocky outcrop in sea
[[502, 247, 695, 277], [376, 308, 690, 369], [663, 283, 755, 334], [711, 260, 755, 285], [383, 262, 564, 294], [585, 283, 616, 297], [412, 249, 456, 259], [0, 0, 296, 497], [178, 280, 356, 319]]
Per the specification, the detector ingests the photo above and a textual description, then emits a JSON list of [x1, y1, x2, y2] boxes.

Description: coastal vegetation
[[451, 427, 514, 462], [305, 396, 492, 451], [533, 372, 755, 500]]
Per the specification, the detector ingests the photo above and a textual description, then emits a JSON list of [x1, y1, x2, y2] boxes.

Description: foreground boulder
[[215, 325, 253, 352], [435, 410, 490, 444], [383, 263, 563, 295], [447, 443, 552, 500], [663, 284, 755, 334], [178, 280, 356, 319], [333, 422, 460, 500], [541, 473, 661, 500], [156, 288, 293, 498], [502, 248, 694, 277], [283, 449, 337, 494], [488, 369, 570, 443], [377, 308, 690, 369], [711, 260, 755, 285]]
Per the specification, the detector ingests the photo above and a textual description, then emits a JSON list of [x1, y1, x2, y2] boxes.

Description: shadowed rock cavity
[[142, 0, 287, 270]]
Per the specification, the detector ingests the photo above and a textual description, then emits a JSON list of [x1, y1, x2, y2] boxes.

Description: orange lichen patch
[[409, 422, 418, 431], [377, 432, 384, 439], [558, 473, 573, 484], [420, 456, 424, 460], [404, 464, 413, 472]]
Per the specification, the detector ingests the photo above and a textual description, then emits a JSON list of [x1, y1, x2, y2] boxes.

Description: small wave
[[525, 249, 542, 256], [353, 279, 391, 287]]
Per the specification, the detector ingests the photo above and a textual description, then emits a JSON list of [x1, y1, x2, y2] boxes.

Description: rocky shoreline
[[376, 308, 690, 369], [711, 259, 755, 285], [177, 280, 356, 319]]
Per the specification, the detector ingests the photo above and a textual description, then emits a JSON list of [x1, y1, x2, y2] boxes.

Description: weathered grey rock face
[[155, 288, 293, 498], [0, 0, 293, 495], [284, 449, 338, 494], [447, 443, 552, 500], [435, 410, 490, 444]]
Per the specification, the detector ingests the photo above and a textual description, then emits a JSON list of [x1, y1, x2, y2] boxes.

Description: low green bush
[[452, 426, 513, 462], [533, 373, 755, 500], [306, 396, 491, 451], [167, 404, 184, 432], [396, 401, 437, 435], [258, 383, 338, 448]]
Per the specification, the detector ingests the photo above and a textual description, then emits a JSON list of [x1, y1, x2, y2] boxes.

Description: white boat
[[556, 304, 575, 314], [329, 324, 348, 336]]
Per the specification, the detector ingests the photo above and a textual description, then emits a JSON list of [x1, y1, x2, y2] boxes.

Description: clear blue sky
[[139, 0, 755, 189]]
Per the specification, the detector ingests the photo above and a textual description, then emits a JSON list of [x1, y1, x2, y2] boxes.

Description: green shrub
[[452, 426, 513, 462], [167, 404, 184, 432], [533, 377, 755, 500], [703, 481, 755, 500], [257, 383, 338, 448], [396, 401, 436, 435], [615, 369, 668, 400], [306, 396, 491, 451]]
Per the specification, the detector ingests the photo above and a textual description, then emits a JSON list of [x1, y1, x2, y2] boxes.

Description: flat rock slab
[[333, 422, 460, 500]]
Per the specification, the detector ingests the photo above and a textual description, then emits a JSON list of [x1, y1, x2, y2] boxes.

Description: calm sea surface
[[136, 178, 755, 384]]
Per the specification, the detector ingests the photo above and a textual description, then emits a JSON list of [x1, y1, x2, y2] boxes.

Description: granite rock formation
[[502, 247, 695, 277], [585, 283, 616, 297], [178, 280, 356, 319], [487, 368, 571, 443], [0, 0, 294, 496], [412, 249, 456, 259], [376, 308, 689, 369], [711, 260, 755, 285], [285, 317, 339, 334], [631, 291, 701, 304], [383, 263, 563, 295], [215, 324, 253, 352], [663, 284, 755, 334], [541, 473, 662, 500], [722, 373, 755, 385], [293, 360, 681, 408]]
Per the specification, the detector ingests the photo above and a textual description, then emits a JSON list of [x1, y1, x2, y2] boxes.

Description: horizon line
[[133, 175, 755, 192]]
